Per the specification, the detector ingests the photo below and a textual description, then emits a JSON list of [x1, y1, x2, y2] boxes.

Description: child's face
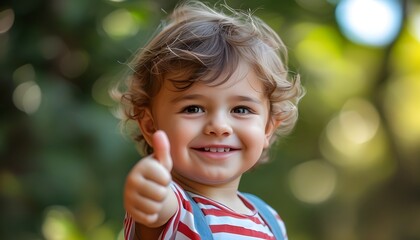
[[141, 62, 278, 187]]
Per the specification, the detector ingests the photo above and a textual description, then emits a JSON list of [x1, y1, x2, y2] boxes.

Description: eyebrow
[[171, 94, 263, 104], [232, 95, 263, 104], [170, 94, 204, 103]]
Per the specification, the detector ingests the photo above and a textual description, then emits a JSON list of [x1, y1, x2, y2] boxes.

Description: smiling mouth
[[203, 147, 231, 153]]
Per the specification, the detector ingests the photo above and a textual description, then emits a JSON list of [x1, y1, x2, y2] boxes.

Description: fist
[[124, 130, 173, 226]]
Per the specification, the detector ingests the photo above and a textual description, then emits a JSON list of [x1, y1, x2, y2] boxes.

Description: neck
[[172, 173, 241, 204], [172, 174, 252, 214], [173, 174, 252, 214]]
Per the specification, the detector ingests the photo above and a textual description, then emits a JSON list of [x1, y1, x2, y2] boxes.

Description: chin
[[196, 174, 241, 186]]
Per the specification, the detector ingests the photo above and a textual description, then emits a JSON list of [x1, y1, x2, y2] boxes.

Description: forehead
[[164, 60, 263, 92], [156, 65, 267, 107]]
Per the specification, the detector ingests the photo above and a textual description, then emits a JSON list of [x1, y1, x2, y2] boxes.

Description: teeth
[[203, 147, 231, 152]]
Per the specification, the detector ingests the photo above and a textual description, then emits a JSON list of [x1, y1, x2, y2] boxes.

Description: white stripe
[[196, 202, 220, 210], [213, 232, 267, 240], [206, 215, 273, 235]]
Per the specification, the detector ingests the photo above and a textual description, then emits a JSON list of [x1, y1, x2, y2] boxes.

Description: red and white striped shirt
[[124, 182, 288, 240]]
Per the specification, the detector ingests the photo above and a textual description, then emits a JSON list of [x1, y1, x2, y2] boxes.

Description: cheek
[[161, 121, 198, 151], [165, 128, 195, 167], [239, 123, 267, 147]]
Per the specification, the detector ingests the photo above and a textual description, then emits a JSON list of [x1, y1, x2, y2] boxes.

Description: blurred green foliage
[[1, 0, 420, 239]]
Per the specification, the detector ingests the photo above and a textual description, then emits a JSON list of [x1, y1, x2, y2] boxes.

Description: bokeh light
[[12, 81, 42, 114], [102, 9, 140, 39], [320, 98, 386, 170], [335, 0, 403, 46], [42, 206, 82, 240], [13, 64, 36, 83], [289, 160, 337, 204], [12, 64, 41, 114], [0, 8, 14, 34], [337, 100, 380, 144]]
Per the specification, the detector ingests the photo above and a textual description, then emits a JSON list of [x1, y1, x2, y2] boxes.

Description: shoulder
[[159, 182, 201, 240], [240, 193, 288, 240]]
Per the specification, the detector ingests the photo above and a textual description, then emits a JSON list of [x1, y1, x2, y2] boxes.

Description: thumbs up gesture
[[152, 130, 173, 172], [124, 130, 175, 227]]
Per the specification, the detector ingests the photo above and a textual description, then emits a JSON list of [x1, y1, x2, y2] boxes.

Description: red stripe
[[193, 196, 216, 206], [238, 194, 256, 210], [177, 191, 193, 213], [182, 198, 193, 213], [124, 214, 132, 240], [202, 208, 239, 217], [178, 222, 201, 239], [274, 213, 283, 221], [211, 224, 275, 239]]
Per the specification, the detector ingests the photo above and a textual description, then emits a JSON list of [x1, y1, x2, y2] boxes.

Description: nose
[[204, 112, 232, 137]]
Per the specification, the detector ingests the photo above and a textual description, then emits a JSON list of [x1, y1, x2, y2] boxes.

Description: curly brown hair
[[112, 0, 304, 163]]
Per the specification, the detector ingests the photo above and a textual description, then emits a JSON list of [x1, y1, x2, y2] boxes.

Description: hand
[[124, 130, 173, 226]]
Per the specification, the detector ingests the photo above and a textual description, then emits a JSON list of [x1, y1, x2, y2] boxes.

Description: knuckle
[[131, 196, 162, 215], [154, 186, 169, 201], [161, 172, 172, 184], [144, 201, 162, 214]]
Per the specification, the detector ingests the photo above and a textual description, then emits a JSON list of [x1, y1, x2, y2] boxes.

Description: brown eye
[[232, 106, 251, 114], [182, 105, 204, 113]]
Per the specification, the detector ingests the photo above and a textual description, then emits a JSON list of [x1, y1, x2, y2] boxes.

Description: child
[[115, 1, 304, 239]]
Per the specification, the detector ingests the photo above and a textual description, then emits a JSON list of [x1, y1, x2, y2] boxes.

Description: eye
[[232, 106, 252, 114], [182, 105, 204, 114]]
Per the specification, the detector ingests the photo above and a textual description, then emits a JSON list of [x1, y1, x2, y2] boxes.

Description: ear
[[264, 118, 281, 148], [137, 108, 156, 147]]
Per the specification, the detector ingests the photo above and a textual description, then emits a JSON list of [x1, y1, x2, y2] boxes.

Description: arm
[[124, 131, 178, 238]]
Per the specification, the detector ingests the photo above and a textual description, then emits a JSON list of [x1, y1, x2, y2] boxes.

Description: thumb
[[152, 130, 173, 171]]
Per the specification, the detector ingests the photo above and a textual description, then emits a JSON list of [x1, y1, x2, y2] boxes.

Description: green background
[[1, 0, 420, 239]]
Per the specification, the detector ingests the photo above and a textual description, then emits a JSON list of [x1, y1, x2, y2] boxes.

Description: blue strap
[[184, 193, 214, 240], [185, 192, 284, 240], [242, 193, 285, 240]]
